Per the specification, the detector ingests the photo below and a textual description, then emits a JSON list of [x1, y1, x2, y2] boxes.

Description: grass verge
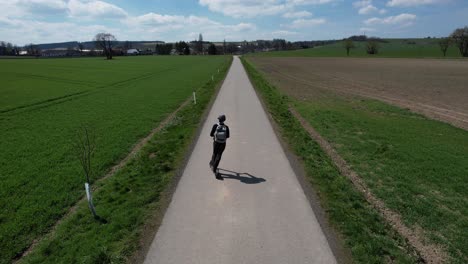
[[19, 57, 233, 264], [292, 97, 468, 263], [241, 57, 418, 263]]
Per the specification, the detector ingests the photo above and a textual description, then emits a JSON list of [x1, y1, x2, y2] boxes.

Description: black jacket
[[210, 123, 230, 140]]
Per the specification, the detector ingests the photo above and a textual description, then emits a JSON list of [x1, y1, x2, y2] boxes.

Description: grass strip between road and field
[[291, 97, 468, 264], [19, 57, 233, 264], [288, 106, 445, 263], [241, 57, 419, 264]]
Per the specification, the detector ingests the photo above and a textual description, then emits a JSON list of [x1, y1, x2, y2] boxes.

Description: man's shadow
[[216, 169, 266, 184]]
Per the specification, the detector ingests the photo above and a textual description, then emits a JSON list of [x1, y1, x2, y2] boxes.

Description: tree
[[175, 41, 190, 55], [223, 39, 226, 55], [6, 42, 13, 55], [343, 39, 355, 56], [27, 43, 40, 56], [272, 39, 287, 51], [197, 33, 204, 54], [12, 45, 19, 56], [94, 33, 117, 59], [155, 43, 173, 55], [78, 42, 84, 55], [175, 41, 183, 54], [439, 38, 451, 57], [450, 26, 468, 57], [208, 43, 217, 55], [123, 41, 132, 52], [0, 41, 6, 55], [226, 43, 239, 54], [73, 126, 97, 218], [366, 39, 379, 55]]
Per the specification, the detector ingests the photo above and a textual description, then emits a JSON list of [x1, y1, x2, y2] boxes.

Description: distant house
[[41, 48, 69, 57], [127, 49, 139, 55]]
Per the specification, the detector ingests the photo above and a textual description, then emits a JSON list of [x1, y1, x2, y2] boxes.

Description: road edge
[[129, 56, 234, 264], [239, 56, 352, 264]]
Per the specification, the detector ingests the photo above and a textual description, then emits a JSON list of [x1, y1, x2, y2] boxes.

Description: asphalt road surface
[[143, 56, 337, 264]]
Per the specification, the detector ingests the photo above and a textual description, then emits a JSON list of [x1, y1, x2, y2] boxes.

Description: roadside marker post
[[212, 75, 214, 81], [193, 91, 197, 105], [85, 182, 97, 217]]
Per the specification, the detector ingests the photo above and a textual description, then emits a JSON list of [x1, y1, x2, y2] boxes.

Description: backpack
[[214, 124, 227, 143]]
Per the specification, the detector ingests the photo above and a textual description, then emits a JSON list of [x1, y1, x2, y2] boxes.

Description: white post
[[85, 182, 96, 217], [212, 75, 214, 81], [193, 91, 197, 104], [218, 69, 220, 73]]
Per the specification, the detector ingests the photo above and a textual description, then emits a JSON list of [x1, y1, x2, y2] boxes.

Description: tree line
[[0, 41, 20, 56], [342, 26, 468, 57]]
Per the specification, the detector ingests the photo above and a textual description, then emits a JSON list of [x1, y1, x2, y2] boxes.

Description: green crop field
[[250, 38, 463, 58], [0, 56, 230, 263]]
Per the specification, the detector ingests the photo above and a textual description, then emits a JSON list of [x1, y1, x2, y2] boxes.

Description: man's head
[[218, 114, 226, 123]]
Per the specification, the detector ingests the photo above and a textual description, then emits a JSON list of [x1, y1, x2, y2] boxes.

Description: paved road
[[144, 56, 336, 264]]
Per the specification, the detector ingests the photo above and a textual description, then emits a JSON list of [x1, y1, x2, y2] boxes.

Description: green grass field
[[251, 38, 463, 58], [293, 96, 468, 263], [0, 56, 230, 263], [244, 58, 468, 263]]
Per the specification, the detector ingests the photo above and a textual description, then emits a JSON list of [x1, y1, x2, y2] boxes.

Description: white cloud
[[359, 5, 378, 14], [353, 0, 372, 8], [359, 27, 376, 32], [271, 30, 299, 36], [283, 18, 326, 28], [17, 0, 68, 14], [2, 0, 128, 19], [286, 0, 334, 5], [364, 13, 417, 26], [0, 17, 120, 45], [387, 0, 446, 7], [283, 11, 312, 18], [125, 13, 257, 41], [199, 0, 334, 18], [67, 0, 128, 19], [353, 0, 385, 15], [199, 0, 288, 18]]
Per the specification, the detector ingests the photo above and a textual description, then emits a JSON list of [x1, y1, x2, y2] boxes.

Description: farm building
[[127, 49, 139, 55]]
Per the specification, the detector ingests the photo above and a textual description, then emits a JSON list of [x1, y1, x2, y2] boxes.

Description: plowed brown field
[[249, 57, 468, 130]]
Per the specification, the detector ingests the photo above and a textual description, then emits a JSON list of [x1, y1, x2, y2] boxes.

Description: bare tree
[[366, 39, 379, 55], [197, 33, 203, 54], [223, 39, 226, 55], [450, 26, 468, 57], [343, 39, 355, 56], [78, 42, 84, 55], [73, 126, 97, 217], [94, 33, 117, 59], [27, 43, 41, 56], [123, 41, 132, 52], [439, 37, 451, 57]]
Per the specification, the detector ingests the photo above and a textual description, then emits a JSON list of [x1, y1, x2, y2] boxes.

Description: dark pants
[[210, 141, 226, 172]]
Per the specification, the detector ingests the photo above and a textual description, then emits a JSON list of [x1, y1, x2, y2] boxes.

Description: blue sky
[[0, 0, 467, 45]]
